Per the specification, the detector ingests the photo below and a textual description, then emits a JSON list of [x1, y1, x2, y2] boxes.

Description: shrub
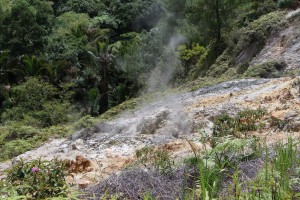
[[236, 109, 267, 132], [278, 0, 298, 8], [4, 158, 67, 199], [243, 60, 286, 78], [210, 137, 258, 168], [1, 77, 76, 127], [74, 115, 97, 129], [229, 11, 285, 65], [212, 113, 236, 137], [177, 43, 209, 78], [213, 109, 267, 138], [0, 140, 33, 161], [136, 147, 173, 175]]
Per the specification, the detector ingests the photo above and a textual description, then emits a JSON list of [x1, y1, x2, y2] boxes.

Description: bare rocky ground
[[1, 7, 300, 192], [1, 76, 300, 189]]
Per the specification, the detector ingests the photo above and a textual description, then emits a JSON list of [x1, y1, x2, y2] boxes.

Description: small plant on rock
[[213, 109, 267, 139], [136, 147, 173, 175]]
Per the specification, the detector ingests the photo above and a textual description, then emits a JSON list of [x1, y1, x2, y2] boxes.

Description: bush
[[210, 137, 258, 168], [3, 158, 67, 199], [278, 0, 298, 8], [1, 77, 75, 127], [212, 113, 236, 137], [229, 11, 285, 65], [213, 109, 267, 138], [243, 60, 286, 78], [0, 122, 72, 161], [136, 147, 174, 175], [0, 140, 33, 161]]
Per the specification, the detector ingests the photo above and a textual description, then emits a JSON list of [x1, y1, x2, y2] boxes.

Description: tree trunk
[[215, 0, 221, 46], [98, 56, 109, 114]]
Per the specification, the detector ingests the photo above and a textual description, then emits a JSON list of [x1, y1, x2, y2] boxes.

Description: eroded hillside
[[1, 76, 299, 188], [1, 5, 300, 200]]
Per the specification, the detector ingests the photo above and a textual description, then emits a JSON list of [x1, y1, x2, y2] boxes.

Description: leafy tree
[[53, 0, 105, 17], [45, 12, 90, 64], [178, 43, 208, 77], [186, 0, 243, 47], [102, 0, 161, 33], [17, 55, 48, 77], [0, 0, 53, 56], [85, 42, 115, 115], [1, 78, 74, 126]]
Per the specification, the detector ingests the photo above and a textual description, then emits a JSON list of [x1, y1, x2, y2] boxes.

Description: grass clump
[[239, 138, 300, 199]]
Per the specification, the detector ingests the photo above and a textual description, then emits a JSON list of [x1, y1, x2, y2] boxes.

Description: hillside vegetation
[[0, 0, 300, 199]]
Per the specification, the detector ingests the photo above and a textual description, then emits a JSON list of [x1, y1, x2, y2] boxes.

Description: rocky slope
[[1, 76, 299, 188], [251, 8, 300, 69], [1, 8, 300, 190]]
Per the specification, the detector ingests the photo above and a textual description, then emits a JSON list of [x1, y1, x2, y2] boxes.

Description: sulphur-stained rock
[[65, 155, 93, 173], [78, 180, 90, 189]]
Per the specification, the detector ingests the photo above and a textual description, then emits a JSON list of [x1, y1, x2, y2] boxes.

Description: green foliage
[[273, 138, 298, 178], [241, 139, 300, 199], [213, 109, 267, 138], [13, 55, 53, 81], [45, 11, 90, 64], [0, 121, 72, 161], [278, 0, 298, 8], [243, 60, 286, 78], [0, 0, 53, 56], [98, 98, 138, 120], [177, 43, 209, 78], [212, 113, 236, 137], [136, 147, 173, 174], [187, 158, 223, 200], [1, 77, 74, 127], [210, 137, 257, 168], [0, 140, 33, 161], [54, 0, 105, 17], [231, 10, 285, 58], [3, 158, 67, 199]]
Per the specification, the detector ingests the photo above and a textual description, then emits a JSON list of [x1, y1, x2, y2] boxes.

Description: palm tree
[[18, 55, 47, 77], [86, 42, 115, 115]]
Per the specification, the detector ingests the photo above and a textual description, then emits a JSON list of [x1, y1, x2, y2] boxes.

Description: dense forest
[[0, 0, 293, 114], [0, 0, 298, 159], [1, 0, 300, 199]]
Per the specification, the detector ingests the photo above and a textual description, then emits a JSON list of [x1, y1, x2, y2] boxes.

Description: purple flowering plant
[[31, 167, 40, 173], [5, 158, 67, 199]]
